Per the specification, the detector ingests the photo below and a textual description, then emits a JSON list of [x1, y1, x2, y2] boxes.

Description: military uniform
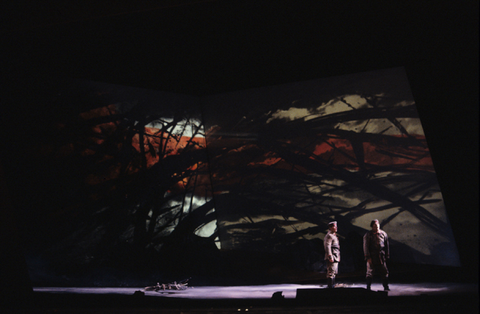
[[363, 228, 389, 290], [324, 227, 340, 288]]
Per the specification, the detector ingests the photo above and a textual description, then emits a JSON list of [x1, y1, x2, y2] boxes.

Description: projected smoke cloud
[[19, 68, 459, 287]]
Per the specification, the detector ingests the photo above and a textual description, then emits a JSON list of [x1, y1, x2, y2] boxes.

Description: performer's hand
[[329, 257, 334, 263], [367, 258, 372, 265]]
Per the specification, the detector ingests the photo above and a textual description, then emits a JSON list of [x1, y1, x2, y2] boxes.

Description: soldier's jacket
[[324, 231, 340, 262], [363, 229, 389, 260]]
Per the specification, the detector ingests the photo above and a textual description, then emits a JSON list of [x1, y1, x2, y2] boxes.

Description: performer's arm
[[325, 235, 334, 262], [363, 233, 370, 260], [385, 232, 390, 259]]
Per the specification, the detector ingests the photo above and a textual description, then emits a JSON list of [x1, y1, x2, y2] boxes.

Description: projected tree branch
[[39, 99, 216, 273], [205, 94, 449, 265], [20, 71, 459, 286]]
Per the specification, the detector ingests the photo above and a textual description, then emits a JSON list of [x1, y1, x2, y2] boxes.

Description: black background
[[1, 0, 478, 296]]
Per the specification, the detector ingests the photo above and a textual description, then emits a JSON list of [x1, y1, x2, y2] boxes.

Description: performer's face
[[329, 224, 337, 233], [372, 221, 380, 232]]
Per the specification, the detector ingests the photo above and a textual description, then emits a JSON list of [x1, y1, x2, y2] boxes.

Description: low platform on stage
[[295, 287, 388, 301]]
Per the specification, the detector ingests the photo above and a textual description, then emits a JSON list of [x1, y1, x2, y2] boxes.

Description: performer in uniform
[[324, 221, 340, 288], [363, 219, 390, 291]]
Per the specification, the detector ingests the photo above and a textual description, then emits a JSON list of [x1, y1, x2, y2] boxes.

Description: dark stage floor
[[32, 281, 478, 298], [3, 281, 477, 314]]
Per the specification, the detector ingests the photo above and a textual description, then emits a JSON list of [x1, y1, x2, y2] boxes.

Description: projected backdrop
[[19, 68, 459, 286]]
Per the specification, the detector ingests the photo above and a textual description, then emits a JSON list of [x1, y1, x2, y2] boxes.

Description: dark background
[[1, 0, 478, 301]]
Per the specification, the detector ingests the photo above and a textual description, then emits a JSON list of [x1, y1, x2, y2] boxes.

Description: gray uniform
[[324, 230, 340, 279], [363, 229, 389, 279]]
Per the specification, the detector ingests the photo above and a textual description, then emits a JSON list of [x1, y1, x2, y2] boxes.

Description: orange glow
[[312, 136, 433, 171]]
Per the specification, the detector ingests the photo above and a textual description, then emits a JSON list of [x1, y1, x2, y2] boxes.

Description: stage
[[32, 282, 477, 298], [6, 281, 476, 314]]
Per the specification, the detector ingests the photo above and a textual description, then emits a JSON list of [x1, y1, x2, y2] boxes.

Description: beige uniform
[[324, 230, 340, 279]]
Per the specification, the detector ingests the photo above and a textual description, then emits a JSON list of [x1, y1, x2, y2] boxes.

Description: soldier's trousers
[[366, 252, 388, 278], [326, 261, 338, 279]]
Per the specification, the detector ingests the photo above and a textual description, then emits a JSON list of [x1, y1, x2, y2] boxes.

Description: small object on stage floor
[[144, 278, 190, 291]]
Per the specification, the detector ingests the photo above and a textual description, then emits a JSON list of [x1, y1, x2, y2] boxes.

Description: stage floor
[[5, 282, 476, 313], [33, 281, 478, 299]]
